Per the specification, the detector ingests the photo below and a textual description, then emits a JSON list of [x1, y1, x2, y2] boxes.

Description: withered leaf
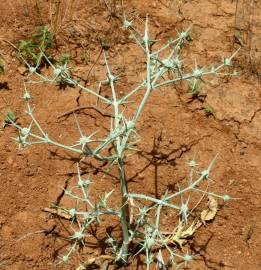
[[201, 195, 218, 225], [170, 219, 202, 247]]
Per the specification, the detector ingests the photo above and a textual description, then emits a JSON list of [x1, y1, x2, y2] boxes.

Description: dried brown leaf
[[201, 195, 218, 225], [170, 219, 202, 247], [76, 255, 114, 270]]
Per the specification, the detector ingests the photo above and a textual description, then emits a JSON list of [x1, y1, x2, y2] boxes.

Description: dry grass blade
[[49, 0, 78, 40], [42, 207, 72, 220], [235, 0, 261, 75]]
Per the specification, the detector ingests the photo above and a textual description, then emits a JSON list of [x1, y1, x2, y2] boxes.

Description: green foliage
[[81, 51, 89, 64], [17, 26, 54, 66], [0, 58, 5, 74], [234, 30, 244, 47], [188, 79, 203, 97], [204, 106, 214, 116], [58, 53, 70, 65], [2, 110, 17, 128]]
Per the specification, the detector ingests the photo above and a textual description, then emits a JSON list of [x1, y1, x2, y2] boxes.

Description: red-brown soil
[[0, 1, 260, 269]]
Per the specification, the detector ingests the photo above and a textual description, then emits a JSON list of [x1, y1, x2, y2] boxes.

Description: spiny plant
[[188, 78, 203, 97], [10, 16, 239, 269]]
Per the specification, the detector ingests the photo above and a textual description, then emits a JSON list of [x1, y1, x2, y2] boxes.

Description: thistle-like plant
[[10, 17, 239, 269]]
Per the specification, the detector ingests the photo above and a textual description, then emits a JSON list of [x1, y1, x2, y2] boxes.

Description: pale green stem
[[104, 52, 130, 262]]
